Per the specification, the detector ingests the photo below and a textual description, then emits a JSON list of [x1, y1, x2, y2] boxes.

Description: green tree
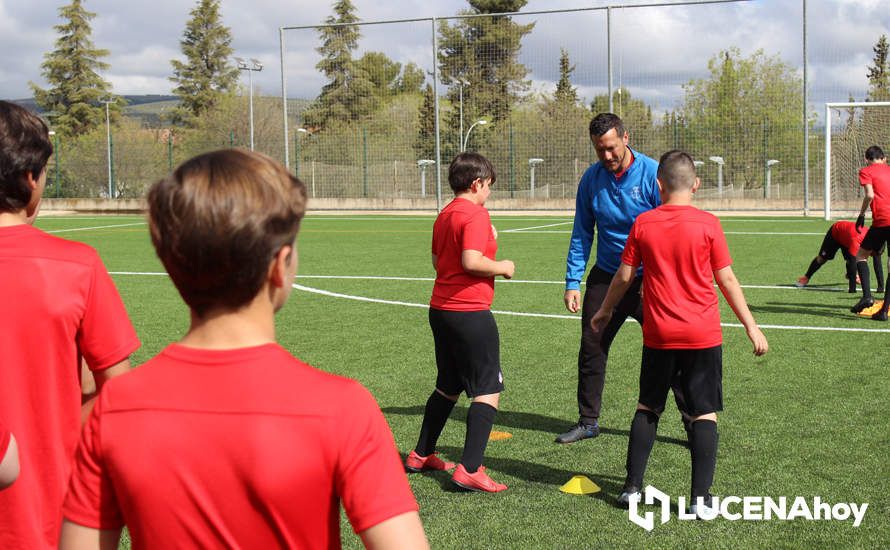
[[30, 0, 116, 137], [867, 34, 889, 101], [678, 48, 804, 190], [169, 0, 239, 126], [437, 0, 534, 133], [356, 52, 401, 97], [397, 63, 426, 94], [303, 0, 377, 127], [554, 48, 578, 107], [414, 84, 436, 159]]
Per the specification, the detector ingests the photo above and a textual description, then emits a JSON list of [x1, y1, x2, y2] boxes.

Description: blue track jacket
[[565, 148, 661, 290]]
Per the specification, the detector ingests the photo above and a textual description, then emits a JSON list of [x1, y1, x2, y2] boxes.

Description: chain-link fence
[[49, 1, 890, 215]]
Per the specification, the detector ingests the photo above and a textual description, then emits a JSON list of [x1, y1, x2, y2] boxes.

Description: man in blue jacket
[[558, 113, 684, 443]]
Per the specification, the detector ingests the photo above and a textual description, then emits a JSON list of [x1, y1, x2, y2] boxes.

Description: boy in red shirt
[[0, 420, 19, 490], [795, 220, 884, 293], [851, 145, 890, 320], [61, 150, 427, 549], [591, 150, 768, 513], [0, 101, 138, 549], [405, 152, 515, 493]]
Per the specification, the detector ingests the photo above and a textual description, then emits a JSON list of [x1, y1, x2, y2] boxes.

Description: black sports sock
[[882, 285, 890, 313], [804, 258, 822, 279], [415, 391, 456, 457], [874, 256, 885, 290], [460, 402, 497, 473], [690, 420, 718, 499], [625, 410, 659, 489], [857, 261, 872, 300]]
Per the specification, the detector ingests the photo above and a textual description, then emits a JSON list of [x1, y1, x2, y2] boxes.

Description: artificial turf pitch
[[36, 214, 889, 549]]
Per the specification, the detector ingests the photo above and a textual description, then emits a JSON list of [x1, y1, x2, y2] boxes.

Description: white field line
[[104, 272, 888, 333], [499, 230, 824, 235], [502, 221, 574, 233], [291, 283, 890, 333], [46, 222, 146, 234]]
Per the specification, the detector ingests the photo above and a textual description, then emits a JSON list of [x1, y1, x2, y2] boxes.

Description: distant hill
[[11, 95, 314, 128]]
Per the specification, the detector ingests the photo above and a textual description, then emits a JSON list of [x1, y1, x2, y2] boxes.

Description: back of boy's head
[[589, 112, 626, 138], [657, 150, 697, 192], [865, 145, 885, 161], [448, 152, 496, 194], [148, 149, 307, 317], [0, 101, 53, 213]]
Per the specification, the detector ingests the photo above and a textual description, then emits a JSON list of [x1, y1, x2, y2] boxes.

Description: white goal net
[[824, 101, 890, 219]]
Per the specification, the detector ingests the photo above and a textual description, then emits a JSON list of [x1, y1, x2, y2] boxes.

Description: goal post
[[824, 101, 890, 220]]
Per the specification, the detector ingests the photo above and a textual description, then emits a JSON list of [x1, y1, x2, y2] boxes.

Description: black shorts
[[818, 229, 851, 261], [638, 345, 723, 417], [429, 308, 504, 398], [861, 226, 890, 255]]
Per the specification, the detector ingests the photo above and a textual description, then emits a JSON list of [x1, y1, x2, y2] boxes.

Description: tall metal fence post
[[802, 0, 809, 215], [53, 133, 60, 197], [362, 127, 369, 197], [432, 16, 443, 212], [294, 133, 301, 177], [607, 6, 613, 113], [280, 27, 290, 170], [110, 133, 115, 198], [509, 120, 515, 198], [168, 132, 174, 172]]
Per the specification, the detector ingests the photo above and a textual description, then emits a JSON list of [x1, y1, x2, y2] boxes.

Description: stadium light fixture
[[529, 158, 544, 198], [462, 119, 488, 152], [295, 128, 317, 196], [417, 159, 436, 198], [235, 57, 263, 150], [709, 156, 725, 194], [765, 159, 780, 199]]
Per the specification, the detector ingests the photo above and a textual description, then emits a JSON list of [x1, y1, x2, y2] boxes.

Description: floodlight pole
[[709, 156, 725, 194], [237, 57, 263, 150], [101, 99, 114, 198], [462, 120, 487, 152], [528, 158, 543, 198], [765, 160, 780, 199], [418, 160, 435, 198]]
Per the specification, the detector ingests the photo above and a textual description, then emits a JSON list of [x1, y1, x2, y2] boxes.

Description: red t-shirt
[[0, 224, 139, 549], [622, 205, 733, 349], [830, 220, 866, 256], [859, 163, 890, 227], [63, 343, 418, 548], [430, 198, 498, 311]]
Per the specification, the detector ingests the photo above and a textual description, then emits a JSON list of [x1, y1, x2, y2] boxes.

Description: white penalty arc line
[[291, 283, 890, 333], [503, 221, 574, 233], [46, 222, 146, 234]]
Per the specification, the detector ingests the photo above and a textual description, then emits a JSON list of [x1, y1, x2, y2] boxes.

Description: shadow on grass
[[385, 405, 688, 448], [425, 445, 628, 505], [749, 301, 856, 318]]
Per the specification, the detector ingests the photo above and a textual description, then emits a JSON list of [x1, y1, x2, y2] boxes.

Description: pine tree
[[169, 0, 239, 126], [30, 0, 115, 137], [303, 0, 377, 128], [554, 48, 578, 107], [438, 0, 533, 131], [414, 84, 437, 159], [867, 34, 889, 101]]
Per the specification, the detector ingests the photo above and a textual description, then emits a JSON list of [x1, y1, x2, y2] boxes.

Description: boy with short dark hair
[[61, 149, 428, 549], [406, 152, 514, 493], [0, 100, 138, 548], [591, 150, 768, 514], [795, 220, 884, 293], [851, 145, 890, 320]]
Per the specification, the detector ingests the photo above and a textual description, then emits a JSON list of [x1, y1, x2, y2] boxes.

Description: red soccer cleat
[[405, 450, 455, 473], [451, 464, 508, 493], [795, 276, 809, 288]]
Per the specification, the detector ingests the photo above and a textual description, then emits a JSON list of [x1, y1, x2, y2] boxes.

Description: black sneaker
[[554, 421, 599, 444], [851, 297, 874, 313], [617, 485, 642, 509], [872, 309, 889, 321]]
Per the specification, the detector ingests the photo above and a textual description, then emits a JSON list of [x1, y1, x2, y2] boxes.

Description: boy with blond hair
[[61, 149, 427, 549], [592, 150, 768, 514]]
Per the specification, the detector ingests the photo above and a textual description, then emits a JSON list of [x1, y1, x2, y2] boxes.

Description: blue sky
[[2, 0, 887, 115]]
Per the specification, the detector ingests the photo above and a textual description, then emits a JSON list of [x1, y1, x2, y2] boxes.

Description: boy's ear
[[691, 177, 701, 194], [268, 245, 293, 289], [656, 178, 664, 193], [470, 178, 481, 193]]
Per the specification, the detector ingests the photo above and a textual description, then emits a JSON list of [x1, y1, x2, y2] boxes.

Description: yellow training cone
[[559, 475, 601, 495], [489, 430, 513, 441], [857, 299, 885, 317]]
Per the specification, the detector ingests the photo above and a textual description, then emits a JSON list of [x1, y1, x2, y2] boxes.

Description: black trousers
[[576, 265, 686, 424]]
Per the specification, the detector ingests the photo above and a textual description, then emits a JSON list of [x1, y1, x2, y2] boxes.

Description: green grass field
[[35, 213, 889, 549]]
